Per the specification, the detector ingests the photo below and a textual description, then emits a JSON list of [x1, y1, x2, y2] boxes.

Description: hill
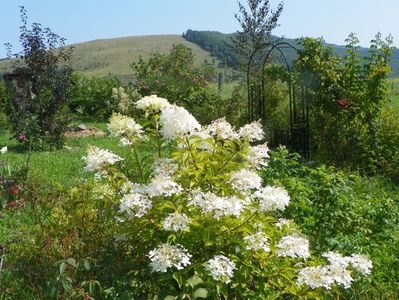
[[0, 35, 223, 79]]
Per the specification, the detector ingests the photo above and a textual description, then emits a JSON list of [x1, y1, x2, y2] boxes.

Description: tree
[[4, 6, 73, 150]]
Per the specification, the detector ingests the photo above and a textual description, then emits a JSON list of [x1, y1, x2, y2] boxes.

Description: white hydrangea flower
[[275, 218, 293, 230], [153, 158, 179, 177], [205, 255, 236, 283], [136, 94, 171, 113], [252, 186, 290, 211], [119, 137, 133, 146], [160, 104, 201, 140], [107, 112, 144, 138], [149, 243, 192, 272], [243, 232, 270, 252], [121, 181, 148, 194], [191, 129, 214, 151], [188, 190, 245, 219], [276, 235, 310, 259], [247, 143, 270, 169], [146, 174, 182, 197], [163, 212, 191, 232], [323, 251, 350, 268], [229, 169, 262, 192], [206, 118, 237, 140], [297, 266, 334, 289], [0, 146, 7, 154], [327, 263, 353, 288], [83, 146, 123, 173], [238, 120, 264, 142], [119, 193, 152, 218], [348, 254, 373, 275]]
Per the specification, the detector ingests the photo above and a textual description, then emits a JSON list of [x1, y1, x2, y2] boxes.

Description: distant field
[[0, 35, 224, 78]]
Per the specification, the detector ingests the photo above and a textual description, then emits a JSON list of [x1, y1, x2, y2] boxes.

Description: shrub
[[4, 7, 73, 150], [0, 96, 373, 299]]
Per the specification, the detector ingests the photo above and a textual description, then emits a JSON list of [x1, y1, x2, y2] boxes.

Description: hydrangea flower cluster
[[136, 94, 171, 113], [162, 212, 191, 232], [229, 169, 262, 192], [276, 234, 310, 259], [83, 146, 123, 175], [160, 104, 201, 139], [253, 186, 291, 211], [243, 232, 270, 252], [119, 193, 152, 218], [205, 255, 236, 283], [297, 251, 373, 289], [238, 120, 264, 142], [246, 143, 270, 169], [188, 190, 245, 219], [149, 243, 192, 272], [107, 112, 144, 140]]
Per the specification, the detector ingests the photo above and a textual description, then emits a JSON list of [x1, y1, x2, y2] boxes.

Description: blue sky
[[0, 0, 397, 58]]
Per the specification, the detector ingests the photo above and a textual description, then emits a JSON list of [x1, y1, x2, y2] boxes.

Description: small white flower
[[348, 254, 373, 275], [253, 186, 290, 211], [136, 94, 171, 113], [0, 146, 7, 154], [206, 118, 237, 140], [119, 137, 132, 146], [247, 143, 270, 169], [323, 251, 350, 268], [163, 212, 191, 232], [188, 190, 245, 219], [149, 243, 192, 272], [107, 112, 144, 139], [205, 255, 236, 283], [160, 104, 201, 140], [327, 263, 353, 288], [119, 193, 152, 218], [83, 146, 123, 174], [297, 266, 334, 289], [243, 232, 270, 252], [153, 158, 178, 177], [146, 174, 182, 197], [238, 120, 264, 142], [276, 235, 310, 259], [229, 169, 262, 192]]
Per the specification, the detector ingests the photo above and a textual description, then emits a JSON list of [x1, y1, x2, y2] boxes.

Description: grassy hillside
[[0, 35, 222, 78]]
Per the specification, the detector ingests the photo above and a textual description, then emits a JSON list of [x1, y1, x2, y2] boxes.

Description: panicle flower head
[[323, 251, 350, 268], [247, 143, 270, 169], [146, 174, 182, 197], [188, 190, 244, 219], [162, 212, 191, 232], [160, 104, 201, 140], [136, 94, 171, 113], [276, 234, 310, 259], [119, 193, 152, 218], [243, 232, 270, 252], [107, 112, 144, 139], [0, 146, 7, 154], [327, 263, 353, 288], [205, 255, 236, 283], [238, 120, 264, 142], [229, 169, 262, 192], [297, 266, 334, 289], [253, 186, 290, 211], [206, 118, 237, 140], [149, 243, 192, 272], [348, 254, 373, 275], [153, 158, 178, 177], [83, 146, 123, 174]]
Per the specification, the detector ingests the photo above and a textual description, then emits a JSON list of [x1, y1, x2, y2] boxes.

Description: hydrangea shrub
[[81, 95, 372, 298]]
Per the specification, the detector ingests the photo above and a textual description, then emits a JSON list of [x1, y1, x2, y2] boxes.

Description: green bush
[[0, 97, 373, 299], [263, 147, 399, 298]]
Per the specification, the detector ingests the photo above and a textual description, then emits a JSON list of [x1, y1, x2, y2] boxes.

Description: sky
[[0, 0, 398, 58]]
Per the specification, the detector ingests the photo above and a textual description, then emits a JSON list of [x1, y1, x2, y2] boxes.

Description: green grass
[[0, 35, 224, 78], [0, 119, 131, 189]]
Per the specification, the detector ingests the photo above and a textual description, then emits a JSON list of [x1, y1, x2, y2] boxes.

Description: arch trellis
[[246, 42, 310, 159]]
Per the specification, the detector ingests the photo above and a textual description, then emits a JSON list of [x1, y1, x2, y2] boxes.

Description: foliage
[[67, 73, 137, 119], [131, 44, 233, 124], [0, 97, 373, 299], [263, 147, 399, 298], [4, 6, 73, 150], [295, 34, 395, 174]]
